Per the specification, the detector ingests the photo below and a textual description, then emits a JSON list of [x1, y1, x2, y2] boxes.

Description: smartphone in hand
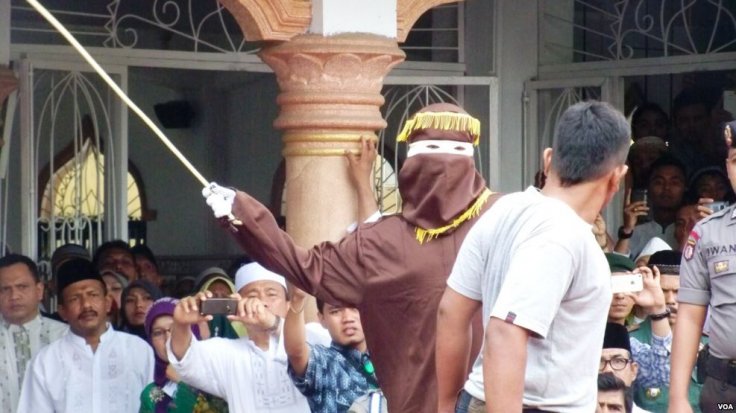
[[610, 273, 643, 294], [200, 298, 238, 315]]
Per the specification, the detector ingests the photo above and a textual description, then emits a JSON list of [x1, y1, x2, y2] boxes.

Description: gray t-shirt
[[679, 205, 736, 360], [448, 187, 612, 412]]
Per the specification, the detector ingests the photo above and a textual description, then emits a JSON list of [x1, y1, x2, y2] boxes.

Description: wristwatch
[[650, 309, 671, 321], [617, 226, 633, 240]]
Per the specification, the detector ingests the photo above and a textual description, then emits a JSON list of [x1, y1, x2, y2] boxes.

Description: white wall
[[492, 0, 539, 192], [127, 73, 211, 256], [310, 0, 397, 37], [127, 69, 283, 257]]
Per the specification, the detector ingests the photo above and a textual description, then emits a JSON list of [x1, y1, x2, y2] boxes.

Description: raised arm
[[203, 184, 367, 306], [346, 136, 380, 222], [284, 285, 310, 377], [614, 189, 648, 255], [628, 265, 672, 388], [436, 287, 482, 413], [170, 292, 212, 361]]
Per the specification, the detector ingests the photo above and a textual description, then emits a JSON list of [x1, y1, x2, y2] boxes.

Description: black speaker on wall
[[153, 100, 194, 129]]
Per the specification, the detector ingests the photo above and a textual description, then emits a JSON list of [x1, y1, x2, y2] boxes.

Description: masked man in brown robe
[[202, 103, 498, 413]]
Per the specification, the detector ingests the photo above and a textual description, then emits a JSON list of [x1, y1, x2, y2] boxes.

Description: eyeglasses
[[599, 357, 631, 371], [150, 328, 172, 340]]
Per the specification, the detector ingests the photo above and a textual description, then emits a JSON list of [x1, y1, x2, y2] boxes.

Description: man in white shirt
[[0, 254, 68, 412], [168, 262, 311, 412], [614, 157, 688, 258], [17, 258, 153, 413], [436, 101, 631, 412]]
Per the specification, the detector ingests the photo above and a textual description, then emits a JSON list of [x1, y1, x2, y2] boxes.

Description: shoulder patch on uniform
[[684, 230, 700, 261], [684, 244, 694, 261]]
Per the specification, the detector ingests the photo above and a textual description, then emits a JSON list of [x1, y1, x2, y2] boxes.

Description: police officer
[[670, 120, 736, 413]]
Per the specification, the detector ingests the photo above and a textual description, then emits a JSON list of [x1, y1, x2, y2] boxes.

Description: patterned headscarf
[[144, 297, 201, 413]]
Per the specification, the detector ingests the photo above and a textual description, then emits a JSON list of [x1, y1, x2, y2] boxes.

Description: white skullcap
[[235, 262, 287, 292], [635, 237, 671, 263]]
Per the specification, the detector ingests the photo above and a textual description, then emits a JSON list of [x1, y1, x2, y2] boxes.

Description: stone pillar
[[215, 0, 448, 319], [260, 34, 404, 247]]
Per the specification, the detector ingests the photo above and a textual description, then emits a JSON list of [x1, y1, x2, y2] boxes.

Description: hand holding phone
[[200, 298, 239, 315], [610, 273, 643, 294]]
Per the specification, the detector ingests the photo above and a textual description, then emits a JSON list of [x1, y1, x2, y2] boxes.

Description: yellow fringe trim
[[397, 112, 481, 146], [415, 188, 493, 244]]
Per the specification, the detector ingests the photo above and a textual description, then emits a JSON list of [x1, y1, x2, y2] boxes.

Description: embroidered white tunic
[[167, 325, 312, 413], [17, 324, 154, 413], [0, 314, 68, 412]]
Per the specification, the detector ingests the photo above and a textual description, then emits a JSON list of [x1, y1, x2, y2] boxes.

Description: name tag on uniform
[[714, 260, 729, 273]]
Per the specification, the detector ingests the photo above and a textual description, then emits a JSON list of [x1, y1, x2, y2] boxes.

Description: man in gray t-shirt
[[436, 101, 631, 413]]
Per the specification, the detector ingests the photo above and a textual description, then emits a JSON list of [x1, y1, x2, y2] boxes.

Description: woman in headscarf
[[139, 298, 228, 413], [194, 267, 245, 338], [101, 270, 128, 327], [120, 279, 162, 339]]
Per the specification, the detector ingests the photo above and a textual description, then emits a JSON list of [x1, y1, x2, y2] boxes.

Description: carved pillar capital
[[396, 0, 462, 42], [260, 33, 405, 157], [258, 33, 404, 254], [218, 0, 310, 41]]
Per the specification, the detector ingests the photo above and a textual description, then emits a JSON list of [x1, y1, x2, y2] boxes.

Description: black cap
[[131, 244, 158, 270], [648, 250, 681, 275], [56, 258, 104, 296], [603, 322, 631, 353], [51, 244, 91, 276]]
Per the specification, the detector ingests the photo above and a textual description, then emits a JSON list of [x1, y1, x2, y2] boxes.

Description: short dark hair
[[131, 244, 158, 270], [632, 102, 667, 129], [58, 279, 107, 305], [597, 372, 633, 413], [647, 155, 687, 183], [316, 298, 325, 313], [552, 101, 631, 187], [0, 254, 41, 283], [672, 89, 711, 118], [92, 240, 133, 269]]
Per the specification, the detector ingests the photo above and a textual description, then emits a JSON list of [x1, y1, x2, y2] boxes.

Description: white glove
[[202, 182, 236, 219]]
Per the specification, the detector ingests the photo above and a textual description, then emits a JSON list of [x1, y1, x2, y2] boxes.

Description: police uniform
[[680, 205, 736, 410]]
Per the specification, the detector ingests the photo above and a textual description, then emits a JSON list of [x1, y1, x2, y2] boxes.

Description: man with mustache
[[0, 254, 67, 412], [17, 258, 153, 413]]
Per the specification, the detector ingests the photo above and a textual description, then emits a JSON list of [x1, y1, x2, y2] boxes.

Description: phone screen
[[200, 298, 238, 315]]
